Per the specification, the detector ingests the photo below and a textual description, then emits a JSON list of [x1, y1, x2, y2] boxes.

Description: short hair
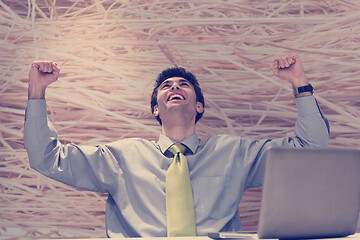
[[150, 67, 205, 125]]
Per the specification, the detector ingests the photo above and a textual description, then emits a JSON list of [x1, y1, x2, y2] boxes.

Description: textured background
[[1, 0, 360, 239]]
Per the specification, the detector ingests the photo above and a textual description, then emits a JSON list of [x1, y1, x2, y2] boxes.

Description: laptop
[[209, 147, 360, 240]]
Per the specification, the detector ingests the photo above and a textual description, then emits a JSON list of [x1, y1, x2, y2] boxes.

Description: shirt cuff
[[295, 95, 319, 117], [25, 99, 47, 119]]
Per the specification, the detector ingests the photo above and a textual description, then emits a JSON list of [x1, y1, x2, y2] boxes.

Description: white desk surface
[[61, 233, 360, 240]]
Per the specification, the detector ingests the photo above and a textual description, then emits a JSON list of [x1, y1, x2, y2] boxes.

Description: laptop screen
[[258, 147, 360, 239]]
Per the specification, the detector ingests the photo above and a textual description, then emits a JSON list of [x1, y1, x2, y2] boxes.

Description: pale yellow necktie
[[166, 143, 197, 237]]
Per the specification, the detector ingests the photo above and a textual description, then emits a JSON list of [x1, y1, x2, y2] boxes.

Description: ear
[[196, 102, 204, 114], [153, 105, 159, 117]]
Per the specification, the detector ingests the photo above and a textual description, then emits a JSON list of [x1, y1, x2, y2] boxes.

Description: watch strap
[[293, 83, 313, 96]]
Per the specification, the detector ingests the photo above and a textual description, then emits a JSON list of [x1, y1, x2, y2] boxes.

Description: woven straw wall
[[1, 0, 360, 239]]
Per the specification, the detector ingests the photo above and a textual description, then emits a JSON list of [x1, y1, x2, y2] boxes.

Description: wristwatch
[[293, 83, 313, 97]]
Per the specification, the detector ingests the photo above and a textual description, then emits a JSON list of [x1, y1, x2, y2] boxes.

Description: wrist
[[293, 83, 313, 98], [290, 74, 308, 88], [28, 85, 46, 99]]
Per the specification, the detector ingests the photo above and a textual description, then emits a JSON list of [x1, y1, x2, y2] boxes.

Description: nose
[[171, 82, 180, 90]]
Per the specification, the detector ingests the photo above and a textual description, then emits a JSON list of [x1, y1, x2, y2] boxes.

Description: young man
[[24, 53, 329, 238]]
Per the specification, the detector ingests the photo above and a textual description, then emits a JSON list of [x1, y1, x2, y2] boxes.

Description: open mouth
[[167, 94, 185, 101]]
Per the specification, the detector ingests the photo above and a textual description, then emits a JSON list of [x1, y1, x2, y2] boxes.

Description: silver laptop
[[210, 147, 360, 240]]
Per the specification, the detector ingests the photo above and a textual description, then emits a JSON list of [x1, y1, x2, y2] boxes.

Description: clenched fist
[[28, 61, 60, 99], [272, 52, 308, 89]]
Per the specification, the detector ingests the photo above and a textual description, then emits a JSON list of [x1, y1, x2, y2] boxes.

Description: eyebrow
[[160, 78, 190, 87]]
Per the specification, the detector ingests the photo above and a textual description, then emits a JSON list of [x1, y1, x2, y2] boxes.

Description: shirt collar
[[158, 133, 200, 155]]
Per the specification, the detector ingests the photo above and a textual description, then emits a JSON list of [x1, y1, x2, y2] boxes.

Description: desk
[[61, 233, 360, 240]]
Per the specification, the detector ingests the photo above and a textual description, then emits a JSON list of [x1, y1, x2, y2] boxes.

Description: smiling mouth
[[167, 94, 185, 101]]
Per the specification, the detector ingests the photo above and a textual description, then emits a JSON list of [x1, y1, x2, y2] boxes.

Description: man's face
[[153, 77, 203, 123]]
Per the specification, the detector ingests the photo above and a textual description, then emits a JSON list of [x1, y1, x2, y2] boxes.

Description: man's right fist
[[28, 61, 60, 99]]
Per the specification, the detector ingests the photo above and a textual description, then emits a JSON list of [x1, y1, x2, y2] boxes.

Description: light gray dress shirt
[[23, 96, 329, 238]]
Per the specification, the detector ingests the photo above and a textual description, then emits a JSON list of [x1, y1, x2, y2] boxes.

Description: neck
[[161, 119, 196, 142]]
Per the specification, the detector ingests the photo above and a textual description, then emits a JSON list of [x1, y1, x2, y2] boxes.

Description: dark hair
[[150, 67, 205, 125]]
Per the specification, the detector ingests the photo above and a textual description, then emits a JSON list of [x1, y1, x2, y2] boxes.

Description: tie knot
[[168, 143, 187, 155]]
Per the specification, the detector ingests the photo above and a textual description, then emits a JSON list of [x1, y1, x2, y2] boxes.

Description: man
[[24, 53, 329, 238]]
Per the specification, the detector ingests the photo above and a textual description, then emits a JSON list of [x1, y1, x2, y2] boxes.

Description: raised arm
[[24, 61, 119, 193], [244, 53, 329, 188], [271, 52, 329, 145]]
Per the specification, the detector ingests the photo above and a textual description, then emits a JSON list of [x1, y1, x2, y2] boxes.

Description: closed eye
[[159, 79, 191, 89], [180, 82, 190, 87], [161, 83, 171, 89]]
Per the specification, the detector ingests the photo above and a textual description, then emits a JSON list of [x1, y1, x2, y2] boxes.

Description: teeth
[[169, 94, 184, 101]]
